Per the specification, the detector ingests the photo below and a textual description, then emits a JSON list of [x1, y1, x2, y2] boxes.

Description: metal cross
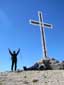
[[29, 11, 53, 59]]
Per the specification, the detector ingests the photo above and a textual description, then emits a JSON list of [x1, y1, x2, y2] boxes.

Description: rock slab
[[0, 70, 64, 85]]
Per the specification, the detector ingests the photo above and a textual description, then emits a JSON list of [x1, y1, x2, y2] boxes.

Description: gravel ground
[[0, 70, 64, 85]]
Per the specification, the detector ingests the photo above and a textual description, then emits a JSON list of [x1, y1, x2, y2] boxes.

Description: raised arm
[[8, 48, 13, 56], [16, 48, 20, 55]]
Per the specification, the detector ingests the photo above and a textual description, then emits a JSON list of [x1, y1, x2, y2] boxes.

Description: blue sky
[[0, 0, 64, 71]]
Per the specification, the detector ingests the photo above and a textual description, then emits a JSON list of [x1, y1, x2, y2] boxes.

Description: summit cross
[[29, 11, 53, 59]]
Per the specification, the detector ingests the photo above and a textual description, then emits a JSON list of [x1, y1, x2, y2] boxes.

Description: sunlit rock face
[[0, 70, 64, 85]]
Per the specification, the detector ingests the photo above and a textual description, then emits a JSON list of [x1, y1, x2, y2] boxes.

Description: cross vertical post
[[38, 11, 47, 59]]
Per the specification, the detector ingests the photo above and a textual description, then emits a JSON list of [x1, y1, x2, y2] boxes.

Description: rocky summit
[[23, 58, 64, 70], [0, 70, 64, 85]]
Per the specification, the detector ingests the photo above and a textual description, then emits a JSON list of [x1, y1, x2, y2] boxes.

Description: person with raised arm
[[8, 48, 20, 71]]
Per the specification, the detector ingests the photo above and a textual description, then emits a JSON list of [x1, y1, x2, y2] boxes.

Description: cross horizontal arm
[[29, 19, 53, 29], [44, 23, 53, 28], [29, 19, 40, 25]]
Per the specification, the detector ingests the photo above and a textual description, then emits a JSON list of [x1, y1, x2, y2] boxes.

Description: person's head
[[13, 51, 16, 54]]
